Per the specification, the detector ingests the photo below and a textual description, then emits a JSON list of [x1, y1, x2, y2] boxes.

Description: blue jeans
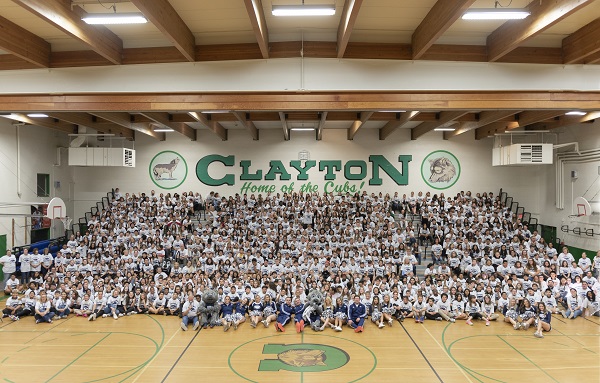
[[565, 309, 582, 318], [182, 315, 198, 327], [35, 312, 55, 322], [349, 317, 365, 328], [104, 306, 120, 315]]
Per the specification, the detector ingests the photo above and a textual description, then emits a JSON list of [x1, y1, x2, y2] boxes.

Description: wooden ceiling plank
[[528, 111, 600, 130], [2, 114, 76, 134], [243, 0, 269, 59], [232, 111, 259, 140], [0, 14, 50, 67], [47, 112, 134, 139], [562, 17, 600, 64], [317, 112, 328, 141], [411, 0, 476, 60], [130, 0, 196, 62], [141, 112, 195, 140], [474, 110, 569, 139], [347, 111, 373, 140], [337, 0, 364, 58], [13, 0, 123, 64], [379, 111, 420, 140], [411, 111, 468, 140], [89, 111, 163, 140], [444, 110, 518, 139], [278, 112, 289, 141], [487, 0, 593, 62], [188, 112, 227, 141]]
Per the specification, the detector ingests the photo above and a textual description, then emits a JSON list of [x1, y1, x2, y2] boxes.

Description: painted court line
[[496, 335, 560, 383], [422, 324, 474, 383], [399, 323, 444, 383], [131, 326, 182, 383], [160, 328, 202, 383], [45, 333, 111, 383]]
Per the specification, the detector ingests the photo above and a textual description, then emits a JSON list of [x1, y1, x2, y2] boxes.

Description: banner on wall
[[149, 150, 461, 193]]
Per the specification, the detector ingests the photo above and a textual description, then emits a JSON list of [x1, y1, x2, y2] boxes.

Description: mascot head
[[202, 289, 219, 305], [307, 290, 324, 307], [429, 157, 456, 183]]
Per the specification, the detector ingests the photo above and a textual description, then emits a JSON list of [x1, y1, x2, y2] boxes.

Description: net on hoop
[[60, 216, 72, 232]]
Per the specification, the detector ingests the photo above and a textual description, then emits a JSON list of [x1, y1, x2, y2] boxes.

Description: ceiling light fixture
[[462, 8, 530, 20], [291, 127, 316, 131], [27, 113, 48, 118], [272, 4, 335, 16], [565, 111, 586, 116], [153, 128, 174, 133], [379, 110, 406, 113], [82, 12, 147, 25], [434, 128, 456, 132]]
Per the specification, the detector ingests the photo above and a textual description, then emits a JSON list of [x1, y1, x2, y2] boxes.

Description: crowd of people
[[2, 188, 599, 339]]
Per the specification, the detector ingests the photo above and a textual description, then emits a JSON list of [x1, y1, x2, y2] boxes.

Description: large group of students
[[1, 188, 599, 339]]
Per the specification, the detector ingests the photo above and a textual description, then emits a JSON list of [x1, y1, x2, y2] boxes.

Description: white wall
[[0, 118, 74, 247], [72, 127, 543, 220]]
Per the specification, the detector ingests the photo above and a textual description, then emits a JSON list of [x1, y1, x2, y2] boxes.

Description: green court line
[[45, 333, 111, 383], [4, 379, 15, 383], [583, 348, 597, 354], [1, 357, 8, 364], [24, 316, 73, 344], [497, 335, 560, 383], [552, 327, 586, 347]]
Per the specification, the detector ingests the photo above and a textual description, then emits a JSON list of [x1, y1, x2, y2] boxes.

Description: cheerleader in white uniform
[[320, 296, 335, 331], [333, 297, 348, 332], [248, 295, 264, 328], [380, 294, 395, 327], [261, 295, 277, 327]]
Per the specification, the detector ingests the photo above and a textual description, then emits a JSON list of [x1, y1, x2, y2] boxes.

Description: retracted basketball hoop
[[47, 197, 71, 234]]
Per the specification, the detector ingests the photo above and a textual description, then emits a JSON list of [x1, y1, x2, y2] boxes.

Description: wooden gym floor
[[0, 311, 598, 383]]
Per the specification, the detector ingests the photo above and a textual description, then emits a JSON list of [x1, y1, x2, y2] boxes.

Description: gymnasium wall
[[72, 127, 545, 220], [0, 118, 74, 247]]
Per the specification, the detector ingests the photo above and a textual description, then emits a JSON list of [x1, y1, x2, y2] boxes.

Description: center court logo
[[228, 334, 377, 382], [258, 343, 349, 372]]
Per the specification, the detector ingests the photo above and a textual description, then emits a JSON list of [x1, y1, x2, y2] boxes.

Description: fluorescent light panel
[[566, 111, 586, 116], [379, 110, 406, 113], [272, 4, 335, 16], [153, 128, 174, 132], [462, 9, 530, 20], [291, 127, 316, 131], [82, 13, 148, 25], [27, 113, 48, 118], [434, 128, 456, 132]]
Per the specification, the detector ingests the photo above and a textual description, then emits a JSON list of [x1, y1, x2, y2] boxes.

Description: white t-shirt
[[19, 253, 31, 272], [0, 254, 16, 273]]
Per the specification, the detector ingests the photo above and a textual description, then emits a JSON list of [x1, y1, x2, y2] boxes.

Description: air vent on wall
[[492, 144, 552, 166]]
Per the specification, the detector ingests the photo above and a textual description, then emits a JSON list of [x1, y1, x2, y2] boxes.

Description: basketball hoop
[[60, 216, 73, 233]]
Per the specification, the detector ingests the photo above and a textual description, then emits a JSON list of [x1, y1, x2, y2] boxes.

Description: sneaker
[[533, 332, 542, 338], [357, 326, 363, 333], [102, 314, 108, 318], [250, 321, 256, 328], [75, 313, 81, 317], [36, 319, 41, 324], [126, 312, 132, 316], [561, 311, 567, 318], [466, 320, 473, 326], [48, 319, 52, 324], [320, 325, 325, 331], [233, 322, 238, 330], [131, 311, 137, 315], [118, 313, 124, 317], [193, 321, 200, 331], [113, 314, 118, 320], [181, 322, 188, 331], [335, 326, 342, 332], [449, 318, 456, 323], [88, 313, 95, 321], [224, 323, 230, 332], [513, 323, 519, 330], [388, 319, 393, 327], [262, 320, 268, 328], [378, 322, 385, 328], [83, 314, 88, 318], [435, 317, 443, 321], [399, 316, 404, 323], [523, 323, 529, 330], [486, 320, 490, 326]]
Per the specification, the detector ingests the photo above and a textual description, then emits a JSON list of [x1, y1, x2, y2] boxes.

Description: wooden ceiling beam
[[140, 112, 196, 140], [475, 110, 569, 139], [347, 111, 373, 140], [14, 0, 123, 65], [0, 14, 50, 67], [243, 0, 269, 59], [46, 112, 134, 139], [411, 0, 476, 60], [337, 0, 364, 58], [89, 112, 164, 140], [232, 111, 259, 140], [444, 110, 519, 139], [317, 112, 328, 141], [487, 0, 593, 62], [1, 114, 76, 134], [527, 111, 600, 130], [411, 111, 468, 140], [379, 111, 420, 140], [188, 112, 227, 141], [279, 112, 289, 141], [562, 17, 600, 64], [130, 0, 196, 62]]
